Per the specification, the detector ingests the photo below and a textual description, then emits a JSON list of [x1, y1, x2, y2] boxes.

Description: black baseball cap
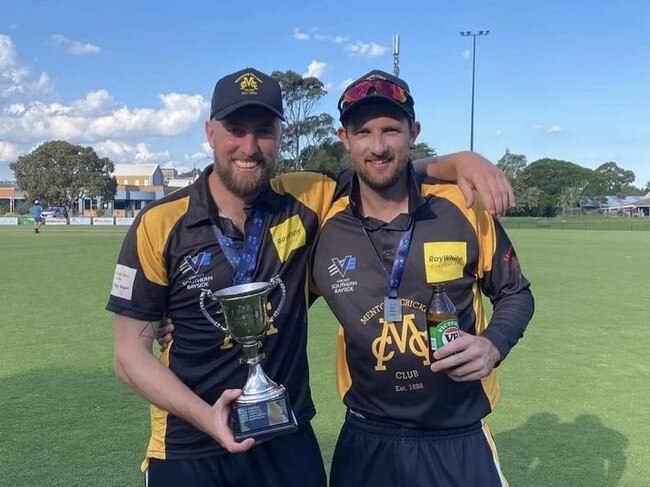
[[210, 67, 284, 121], [338, 69, 415, 123]]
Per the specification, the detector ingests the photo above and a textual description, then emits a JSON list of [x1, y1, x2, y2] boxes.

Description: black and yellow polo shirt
[[311, 163, 534, 430], [107, 165, 345, 461]]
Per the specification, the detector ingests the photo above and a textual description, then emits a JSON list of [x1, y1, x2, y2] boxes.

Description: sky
[[1, 0, 649, 186]]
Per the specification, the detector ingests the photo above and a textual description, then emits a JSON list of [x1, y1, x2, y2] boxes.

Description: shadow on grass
[[496, 413, 628, 486], [0, 369, 149, 487]]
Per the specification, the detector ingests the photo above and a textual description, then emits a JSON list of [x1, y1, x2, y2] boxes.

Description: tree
[[521, 158, 594, 216], [595, 162, 636, 194], [10, 140, 117, 215], [497, 148, 527, 181], [302, 139, 350, 173], [496, 148, 532, 215], [272, 70, 335, 171], [410, 142, 437, 161]]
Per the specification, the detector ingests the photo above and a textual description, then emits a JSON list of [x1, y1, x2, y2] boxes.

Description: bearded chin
[[216, 162, 273, 200], [357, 167, 402, 192]]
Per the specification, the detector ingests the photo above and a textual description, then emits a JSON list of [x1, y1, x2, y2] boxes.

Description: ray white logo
[[329, 255, 357, 278]]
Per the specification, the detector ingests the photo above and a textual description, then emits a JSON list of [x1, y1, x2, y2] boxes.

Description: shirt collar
[[184, 165, 279, 228]]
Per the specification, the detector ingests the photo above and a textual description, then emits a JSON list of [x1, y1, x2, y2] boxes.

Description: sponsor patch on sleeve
[[111, 264, 137, 300], [270, 215, 306, 263], [423, 242, 467, 283]]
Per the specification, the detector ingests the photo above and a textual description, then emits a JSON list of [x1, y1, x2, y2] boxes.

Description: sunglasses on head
[[338, 79, 410, 111]]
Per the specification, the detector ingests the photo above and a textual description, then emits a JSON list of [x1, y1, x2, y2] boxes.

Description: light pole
[[460, 30, 489, 151]]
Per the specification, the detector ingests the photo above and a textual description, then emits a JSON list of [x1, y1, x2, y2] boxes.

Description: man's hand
[[454, 152, 515, 217], [156, 316, 174, 352], [420, 151, 515, 216], [430, 331, 501, 381], [209, 389, 256, 453]]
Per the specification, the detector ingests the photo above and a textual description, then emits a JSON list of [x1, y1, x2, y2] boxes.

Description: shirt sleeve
[[105, 215, 169, 321], [478, 218, 535, 362]]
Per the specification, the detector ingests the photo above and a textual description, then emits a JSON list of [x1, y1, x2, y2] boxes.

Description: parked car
[[41, 206, 68, 220]]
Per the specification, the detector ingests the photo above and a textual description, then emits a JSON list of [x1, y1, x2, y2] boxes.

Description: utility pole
[[460, 30, 489, 151], [392, 34, 400, 77]]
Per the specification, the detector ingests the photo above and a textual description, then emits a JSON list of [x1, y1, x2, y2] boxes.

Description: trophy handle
[[199, 288, 228, 333], [267, 276, 286, 325]]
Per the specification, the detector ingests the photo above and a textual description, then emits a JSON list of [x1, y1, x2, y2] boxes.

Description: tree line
[[496, 149, 649, 217], [8, 70, 648, 217]]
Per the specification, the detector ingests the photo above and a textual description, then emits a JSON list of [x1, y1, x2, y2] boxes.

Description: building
[[0, 184, 27, 213], [109, 163, 173, 217]]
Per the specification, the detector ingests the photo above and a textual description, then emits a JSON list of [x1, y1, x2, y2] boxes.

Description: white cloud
[[495, 130, 502, 136], [463, 49, 471, 60], [50, 34, 100, 55], [186, 142, 212, 162], [532, 124, 563, 134], [0, 91, 208, 142], [0, 140, 19, 161], [345, 41, 386, 58], [94, 140, 171, 164], [314, 34, 349, 44], [0, 35, 52, 98], [304, 60, 327, 79], [293, 28, 310, 41]]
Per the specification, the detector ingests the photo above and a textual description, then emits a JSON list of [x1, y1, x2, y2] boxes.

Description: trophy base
[[231, 395, 298, 441]]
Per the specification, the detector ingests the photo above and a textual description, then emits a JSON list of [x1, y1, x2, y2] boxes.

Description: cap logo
[[236, 72, 263, 96]]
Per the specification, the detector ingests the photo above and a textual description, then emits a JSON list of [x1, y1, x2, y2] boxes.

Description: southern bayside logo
[[329, 255, 356, 277], [329, 255, 358, 294], [180, 252, 211, 275], [180, 252, 213, 290]]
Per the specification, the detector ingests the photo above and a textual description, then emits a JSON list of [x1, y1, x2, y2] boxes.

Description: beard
[[355, 153, 406, 192], [214, 155, 274, 200]]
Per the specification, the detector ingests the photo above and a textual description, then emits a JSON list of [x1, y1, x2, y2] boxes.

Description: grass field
[[1, 224, 649, 486]]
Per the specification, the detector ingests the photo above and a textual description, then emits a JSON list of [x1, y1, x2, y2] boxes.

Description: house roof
[[112, 164, 160, 176], [603, 195, 642, 208]]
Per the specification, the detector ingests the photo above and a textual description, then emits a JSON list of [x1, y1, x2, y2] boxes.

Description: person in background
[[31, 199, 43, 233]]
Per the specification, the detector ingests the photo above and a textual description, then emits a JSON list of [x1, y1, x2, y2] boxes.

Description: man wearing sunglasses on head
[[310, 70, 534, 486], [113, 66, 516, 487]]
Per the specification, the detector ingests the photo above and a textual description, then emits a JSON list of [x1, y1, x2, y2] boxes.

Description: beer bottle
[[426, 283, 460, 361]]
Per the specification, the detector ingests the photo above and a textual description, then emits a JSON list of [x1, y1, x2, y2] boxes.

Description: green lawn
[[1, 225, 648, 486]]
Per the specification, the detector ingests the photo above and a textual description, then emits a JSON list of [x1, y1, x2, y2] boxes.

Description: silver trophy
[[199, 276, 298, 441]]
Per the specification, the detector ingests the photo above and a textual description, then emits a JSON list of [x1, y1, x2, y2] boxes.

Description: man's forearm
[[114, 318, 215, 436], [481, 290, 535, 363]]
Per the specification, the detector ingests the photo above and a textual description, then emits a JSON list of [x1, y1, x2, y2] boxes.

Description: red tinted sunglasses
[[338, 79, 410, 111]]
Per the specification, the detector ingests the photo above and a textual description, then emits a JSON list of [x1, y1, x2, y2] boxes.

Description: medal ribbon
[[212, 209, 265, 285], [386, 224, 414, 299]]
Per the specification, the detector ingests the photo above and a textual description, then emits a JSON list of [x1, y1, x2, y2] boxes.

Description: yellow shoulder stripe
[[136, 196, 190, 286], [271, 173, 339, 225]]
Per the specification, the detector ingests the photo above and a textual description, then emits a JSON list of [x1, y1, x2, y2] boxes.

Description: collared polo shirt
[[311, 163, 534, 430], [107, 165, 345, 460]]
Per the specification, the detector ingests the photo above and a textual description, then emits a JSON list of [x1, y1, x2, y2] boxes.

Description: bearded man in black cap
[[108, 67, 514, 487]]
